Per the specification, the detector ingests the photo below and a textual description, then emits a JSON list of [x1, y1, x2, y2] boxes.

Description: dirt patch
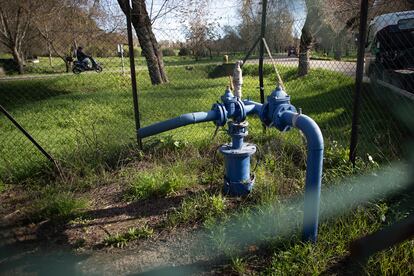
[[0, 181, 206, 249], [0, 181, 232, 274]]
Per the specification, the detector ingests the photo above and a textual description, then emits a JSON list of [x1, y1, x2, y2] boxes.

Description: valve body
[[220, 121, 256, 196]]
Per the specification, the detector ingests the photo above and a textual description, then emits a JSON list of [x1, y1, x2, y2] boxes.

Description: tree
[[184, 1, 219, 61], [298, 0, 324, 76], [238, 0, 261, 51], [320, 0, 414, 61], [267, 0, 294, 53], [117, 0, 168, 85], [33, 0, 104, 73], [0, 0, 41, 74]]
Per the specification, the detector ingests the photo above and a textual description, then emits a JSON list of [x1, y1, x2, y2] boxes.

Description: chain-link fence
[[0, 3, 137, 180], [1, 0, 413, 182]]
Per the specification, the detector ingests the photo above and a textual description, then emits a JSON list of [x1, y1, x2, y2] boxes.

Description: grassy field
[[0, 54, 243, 76], [0, 61, 413, 274]]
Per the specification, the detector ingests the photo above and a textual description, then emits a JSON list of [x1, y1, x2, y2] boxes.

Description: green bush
[[178, 47, 191, 56], [124, 46, 140, 57], [162, 48, 176, 56]]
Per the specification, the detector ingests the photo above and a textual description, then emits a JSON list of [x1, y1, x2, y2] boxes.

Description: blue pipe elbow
[[138, 110, 219, 138], [279, 111, 324, 243]]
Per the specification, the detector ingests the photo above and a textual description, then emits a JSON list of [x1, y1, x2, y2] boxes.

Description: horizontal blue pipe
[[138, 110, 218, 138], [243, 100, 263, 116], [280, 111, 324, 242]]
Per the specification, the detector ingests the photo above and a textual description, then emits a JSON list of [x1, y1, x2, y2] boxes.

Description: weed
[[124, 162, 195, 201], [30, 188, 88, 221], [147, 135, 189, 152], [0, 179, 6, 193], [231, 257, 247, 275], [168, 193, 226, 226], [104, 225, 154, 248], [69, 216, 91, 226]]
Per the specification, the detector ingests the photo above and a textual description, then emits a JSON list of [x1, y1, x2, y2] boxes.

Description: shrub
[[178, 47, 191, 56], [194, 47, 210, 58], [162, 48, 176, 56]]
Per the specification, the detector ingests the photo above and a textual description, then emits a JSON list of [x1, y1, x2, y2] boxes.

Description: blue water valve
[[220, 121, 256, 196], [260, 85, 297, 131]]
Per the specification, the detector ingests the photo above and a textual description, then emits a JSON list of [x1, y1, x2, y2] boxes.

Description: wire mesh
[[0, 2, 136, 181], [0, 0, 413, 182]]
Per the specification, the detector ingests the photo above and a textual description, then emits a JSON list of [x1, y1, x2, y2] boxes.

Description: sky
[[104, 0, 306, 41]]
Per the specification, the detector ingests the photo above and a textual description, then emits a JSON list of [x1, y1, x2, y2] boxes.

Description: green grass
[[0, 58, 412, 274], [230, 257, 248, 274], [264, 205, 414, 275], [29, 188, 88, 221], [123, 160, 197, 201], [1, 62, 408, 182], [168, 192, 227, 227], [0, 54, 244, 75], [104, 225, 154, 248]]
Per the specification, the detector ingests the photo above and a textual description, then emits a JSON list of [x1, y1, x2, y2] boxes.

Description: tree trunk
[[334, 36, 343, 61], [48, 43, 53, 67], [298, 18, 312, 77], [118, 0, 167, 85], [334, 29, 347, 61], [12, 47, 24, 74], [65, 60, 71, 73]]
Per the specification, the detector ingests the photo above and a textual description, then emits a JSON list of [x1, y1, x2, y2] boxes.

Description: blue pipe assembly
[[138, 78, 324, 243]]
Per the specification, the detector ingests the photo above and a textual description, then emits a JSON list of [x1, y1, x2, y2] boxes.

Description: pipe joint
[[272, 104, 297, 131], [211, 103, 228, 127]]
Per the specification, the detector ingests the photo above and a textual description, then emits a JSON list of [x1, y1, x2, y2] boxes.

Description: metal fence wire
[[0, 0, 413, 182]]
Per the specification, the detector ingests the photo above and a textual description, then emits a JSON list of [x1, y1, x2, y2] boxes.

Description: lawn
[[0, 62, 413, 274], [0, 63, 357, 180], [0, 54, 240, 76]]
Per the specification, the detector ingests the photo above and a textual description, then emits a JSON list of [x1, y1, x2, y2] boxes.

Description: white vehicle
[[365, 10, 414, 93]]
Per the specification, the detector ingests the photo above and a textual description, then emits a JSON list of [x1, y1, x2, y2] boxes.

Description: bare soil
[[0, 182, 225, 275]]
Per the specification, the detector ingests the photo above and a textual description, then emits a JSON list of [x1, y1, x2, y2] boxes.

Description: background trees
[[1, 0, 413, 77], [183, 1, 220, 60], [0, 0, 42, 74]]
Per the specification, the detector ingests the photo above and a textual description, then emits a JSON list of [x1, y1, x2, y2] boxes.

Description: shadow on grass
[[0, 79, 71, 112]]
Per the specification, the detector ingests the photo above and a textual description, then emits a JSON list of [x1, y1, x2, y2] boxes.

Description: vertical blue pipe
[[280, 111, 324, 242], [232, 136, 244, 149]]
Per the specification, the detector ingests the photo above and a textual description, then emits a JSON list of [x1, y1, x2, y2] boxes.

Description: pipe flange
[[259, 103, 272, 126], [223, 174, 256, 196], [234, 99, 246, 122], [212, 103, 228, 126]]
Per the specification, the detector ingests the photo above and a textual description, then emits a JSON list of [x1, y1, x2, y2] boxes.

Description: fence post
[[258, 0, 268, 105], [349, 0, 369, 165], [126, 3, 142, 149], [242, 37, 260, 66], [0, 104, 56, 165]]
